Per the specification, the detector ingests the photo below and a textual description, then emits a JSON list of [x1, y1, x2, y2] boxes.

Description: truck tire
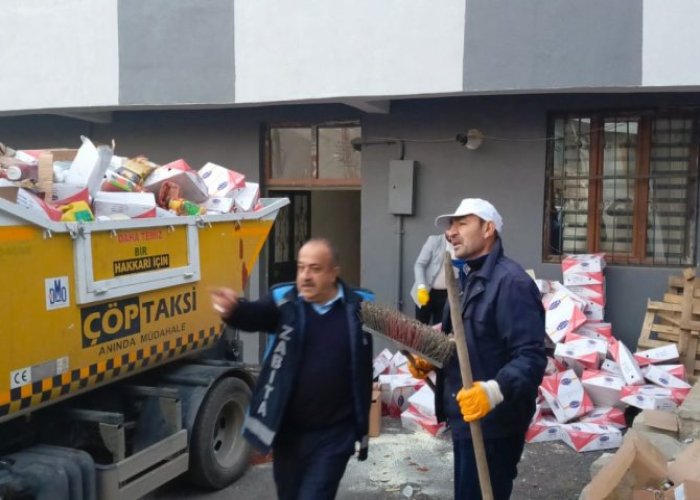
[[188, 376, 252, 489]]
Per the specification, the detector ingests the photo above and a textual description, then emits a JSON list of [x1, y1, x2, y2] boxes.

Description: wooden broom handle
[[444, 252, 494, 500]]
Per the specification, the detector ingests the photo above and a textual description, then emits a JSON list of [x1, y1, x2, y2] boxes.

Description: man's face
[[445, 214, 495, 260], [296, 241, 339, 303]]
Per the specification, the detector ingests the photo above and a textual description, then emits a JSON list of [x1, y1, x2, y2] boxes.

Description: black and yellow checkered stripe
[[0, 326, 222, 419]]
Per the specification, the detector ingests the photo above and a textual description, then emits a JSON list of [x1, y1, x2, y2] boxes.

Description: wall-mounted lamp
[[456, 129, 484, 150]]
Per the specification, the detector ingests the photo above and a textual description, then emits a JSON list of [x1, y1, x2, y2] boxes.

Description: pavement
[[153, 417, 603, 499]]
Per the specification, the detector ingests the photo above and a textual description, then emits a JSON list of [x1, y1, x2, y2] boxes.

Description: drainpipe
[[396, 214, 404, 311]]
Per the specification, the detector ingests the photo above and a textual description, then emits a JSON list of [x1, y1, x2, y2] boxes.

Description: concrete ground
[[153, 417, 602, 499]]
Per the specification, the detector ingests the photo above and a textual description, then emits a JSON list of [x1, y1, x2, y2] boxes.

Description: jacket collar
[[468, 238, 504, 282], [285, 278, 355, 305]]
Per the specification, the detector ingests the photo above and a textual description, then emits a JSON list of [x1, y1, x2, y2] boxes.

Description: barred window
[[544, 112, 698, 266]]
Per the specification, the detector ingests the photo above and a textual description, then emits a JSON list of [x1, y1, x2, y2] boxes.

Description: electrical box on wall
[[388, 160, 415, 215]]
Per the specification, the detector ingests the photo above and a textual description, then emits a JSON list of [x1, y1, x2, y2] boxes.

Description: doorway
[[268, 189, 361, 287]]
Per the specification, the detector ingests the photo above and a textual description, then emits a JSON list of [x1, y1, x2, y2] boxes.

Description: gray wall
[[311, 190, 361, 287], [118, 0, 236, 106], [463, 0, 643, 91]]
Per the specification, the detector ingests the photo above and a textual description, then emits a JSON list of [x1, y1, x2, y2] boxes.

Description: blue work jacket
[[438, 239, 547, 439]]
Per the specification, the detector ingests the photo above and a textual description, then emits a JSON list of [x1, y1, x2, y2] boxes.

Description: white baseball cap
[[434, 198, 504, 234]]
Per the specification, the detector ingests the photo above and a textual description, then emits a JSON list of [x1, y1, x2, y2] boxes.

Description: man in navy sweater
[[410, 198, 546, 500], [210, 238, 373, 500]]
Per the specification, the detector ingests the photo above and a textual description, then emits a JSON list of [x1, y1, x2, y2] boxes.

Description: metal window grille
[[545, 113, 698, 266]]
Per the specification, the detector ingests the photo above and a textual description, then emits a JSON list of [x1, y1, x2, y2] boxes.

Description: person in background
[[210, 238, 374, 500], [410, 233, 454, 325], [409, 198, 546, 500]]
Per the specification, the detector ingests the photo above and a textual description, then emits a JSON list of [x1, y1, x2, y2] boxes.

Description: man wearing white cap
[[409, 198, 546, 500]]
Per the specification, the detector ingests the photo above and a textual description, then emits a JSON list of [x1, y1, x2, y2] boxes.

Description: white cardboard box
[[610, 340, 645, 386], [539, 369, 594, 423], [620, 385, 679, 411], [93, 191, 156, 219], [643, 364, 691, 389], [581, 370, 626, 408], [544, 290, 588, 344], [560, 422, 622, 452], [143, 160, 209, 203], [579, 406, 626, 429], [198, 162, 246, 197], [525, 417, 562, 443], [634, 344, 680, 366]]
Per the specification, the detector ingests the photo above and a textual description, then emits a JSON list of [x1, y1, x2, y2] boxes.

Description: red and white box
[[545, 356, 568, 375], [379, 373, 422, 417], [554, 340, 605, 375], [620, 385, 681, 411], [581, 370, 626, 408], [600, 359, 623, 377], [539, 369, 594, 423], [609, 340, 645, 386], [372, 349, 393, 379], [634, 344, 680, 366], [575, 323, 614, 345], [525, 417, 562, 443], [643, 364, 692, 390], [567, 285, 606, 306], [198, 162, 246, 197], [560, 422, 622, 452], [93, 191, 156, 219], [563, 272, 605, 287], [583, 302, 605, 322], [389, 351, 410, 374], [653, 364, 687, 381], [0, 186, 63, 221], [400, 406, 446, 436], [562, 254, 606, 274], [407, 384, 436, 418], [233, 181, 260, 212], [143, 159, 209, 203], [579, 406, 626, 429], [544, 290, 588, 343], [202, 196, 235, 214]]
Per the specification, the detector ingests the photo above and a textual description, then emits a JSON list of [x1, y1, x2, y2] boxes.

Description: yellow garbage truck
[[0, 179, 287, 499]]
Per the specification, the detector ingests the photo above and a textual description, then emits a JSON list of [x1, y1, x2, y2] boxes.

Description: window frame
[[264, 121, 362, 188], [543, 109, 699, 266]]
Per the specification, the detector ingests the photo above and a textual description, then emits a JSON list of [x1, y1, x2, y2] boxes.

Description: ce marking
[[10, 368, 31, 389]]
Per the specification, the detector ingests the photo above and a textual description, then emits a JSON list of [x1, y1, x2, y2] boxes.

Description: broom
[[361, 302, 455, 390]]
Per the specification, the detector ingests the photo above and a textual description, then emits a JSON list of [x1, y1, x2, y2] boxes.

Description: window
[[544, 112, 699, 266], [265, 122, 361, 187]]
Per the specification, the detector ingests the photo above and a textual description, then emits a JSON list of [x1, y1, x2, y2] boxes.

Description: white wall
[[234, 0, 466, 103], [642, 0, 700, 87], [0, 0, 119, 112]]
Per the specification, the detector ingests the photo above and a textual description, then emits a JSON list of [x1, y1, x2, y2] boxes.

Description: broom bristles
[[361, 302, 454, 367]]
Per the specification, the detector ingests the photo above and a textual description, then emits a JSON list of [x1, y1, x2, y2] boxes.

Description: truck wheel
[[188, 377, 252, 489]]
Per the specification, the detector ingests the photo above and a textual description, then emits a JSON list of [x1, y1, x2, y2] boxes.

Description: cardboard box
[[544, 290, 588, 343], [400, 406, 446, 436], [143, 160, 209, 203], [583, 302, 605, 322], [372, 348, 393, 379], [644, 365, 692, 390], [610, 340, 645, 386], [620, 385, 679, 411], [198, 162, 246, 197], [654, 364, 687, 381], [539, 369, 594, 423], [580, 406, 626, 429], [600, 359, 623, 377], [555, 342, 602, 376], [582, 370, 626, 408], [563, 271, 605, 287], [560, 422, 622, 452], [562, 253, 606, 273], [233, 181, 260, 212], [202, 196, 235, 214], [634, 344, 680, 366], [584, 431, 671, 499], [525, 416, 562, 443], [0, 186, 62, 221], [369, 383, 382, 438], [93, 191, 156, 219], [407, 384, 436, 418]]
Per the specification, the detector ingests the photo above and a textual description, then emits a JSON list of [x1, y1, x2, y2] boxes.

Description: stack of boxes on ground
[[0, 137, 261, 221], [373, 349, 447, 437], [528, 254, 693, 453]]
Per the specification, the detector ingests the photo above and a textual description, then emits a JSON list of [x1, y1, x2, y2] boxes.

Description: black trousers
[[415, 289, 447, 326], [272, 421, 356, 500], [453, 434, 526, 500]]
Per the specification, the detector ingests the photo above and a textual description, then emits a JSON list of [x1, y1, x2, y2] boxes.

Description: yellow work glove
[[408, 355, 434, 380], [455, 380, 504, 423], [417, 285, 430, 306]]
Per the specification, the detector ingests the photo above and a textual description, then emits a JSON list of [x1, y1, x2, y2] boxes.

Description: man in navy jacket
[[410, 198, 546, 500], [211, 238, 373, 500]]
